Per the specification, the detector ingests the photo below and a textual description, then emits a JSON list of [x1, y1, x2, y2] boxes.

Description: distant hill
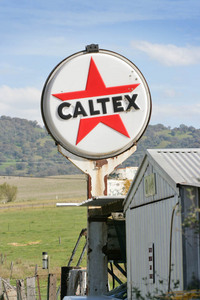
[[0, 116, 199, 177], [0, 116, 79, 176], [124, 123, 200, 168]]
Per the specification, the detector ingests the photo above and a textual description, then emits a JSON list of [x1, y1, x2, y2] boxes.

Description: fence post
[[10, 261, 13, 279], [67, 269, 86, 296], [36, 275, 41, 300], [0, 278, 2, 298], [26, 277, 36, 300], [2, 281, 9, 300], [47, 274, 57, 300], [16, 279, 27, 300], [60, 267, 73, 300], [60, 267, 86, 299], [1, 254, 4, 264]]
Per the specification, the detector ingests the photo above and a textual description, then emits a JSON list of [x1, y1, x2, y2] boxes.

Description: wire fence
[[0, 274, 59, 300]]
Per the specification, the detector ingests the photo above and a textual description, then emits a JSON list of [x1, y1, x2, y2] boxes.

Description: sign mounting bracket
[[85, 44, 99, 53], [57, 143, 137, 198]]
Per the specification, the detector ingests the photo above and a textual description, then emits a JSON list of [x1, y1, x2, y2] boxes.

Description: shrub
[[0, 183, 18, 202]]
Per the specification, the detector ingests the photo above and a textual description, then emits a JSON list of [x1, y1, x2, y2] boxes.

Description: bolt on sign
[[41, 45, 152, 160]]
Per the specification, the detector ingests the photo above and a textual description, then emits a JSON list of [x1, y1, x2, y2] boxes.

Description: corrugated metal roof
[[147, 148, 200, 186]]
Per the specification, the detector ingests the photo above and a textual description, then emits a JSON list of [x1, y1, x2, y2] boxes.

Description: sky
[[0, 0, 200, 129]]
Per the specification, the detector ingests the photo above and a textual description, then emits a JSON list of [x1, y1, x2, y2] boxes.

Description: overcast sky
[[0, 0, 200, 128]]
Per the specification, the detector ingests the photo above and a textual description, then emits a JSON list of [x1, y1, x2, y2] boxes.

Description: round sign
[[41, 48, 151, 159]]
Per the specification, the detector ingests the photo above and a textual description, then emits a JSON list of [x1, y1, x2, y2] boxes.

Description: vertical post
[[36, 275, 41, 300], [2, 281, 9, 300], [26, 277, 36, 300], [16, 279, 27, 300], [10, 261, 13, 279], [67, 269, 79, 295], [60, 267, 72, 300], [1, 253, 4, 264], [67, 269, 86, 296], [35, 264, 38, 276], [87, 213, 108, 295], [48, 256, 50, 274], [0, 278, 2, 299], [87, 170, 108, 296], [47, 274, 57, 300], [79, 270, 87, 295]]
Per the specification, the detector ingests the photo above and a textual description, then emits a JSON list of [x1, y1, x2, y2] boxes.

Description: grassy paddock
[[0, 174, 88, 298], [0, 206, 87, 290], [0, 175, 87, 203]]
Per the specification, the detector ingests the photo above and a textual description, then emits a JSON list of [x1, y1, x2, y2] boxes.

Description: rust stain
[[87, 174, 92, 199], [104, 175, 107, 196], [95, 159, 108, 168]]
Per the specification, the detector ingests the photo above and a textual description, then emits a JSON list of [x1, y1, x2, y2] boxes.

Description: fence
[[1, 276, 39, 300], [0, 268, 86, 300]]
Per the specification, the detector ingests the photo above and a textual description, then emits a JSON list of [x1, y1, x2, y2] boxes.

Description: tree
[[0, 183, 18, 202]]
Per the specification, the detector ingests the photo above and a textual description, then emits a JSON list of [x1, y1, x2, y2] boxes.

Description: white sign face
[[41, 49, 151, 159]]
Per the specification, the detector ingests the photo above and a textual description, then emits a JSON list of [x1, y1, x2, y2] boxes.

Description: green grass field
[[0, 206, 87, 298], [0, 175, 88, 298], [0, 206, 87, 271]]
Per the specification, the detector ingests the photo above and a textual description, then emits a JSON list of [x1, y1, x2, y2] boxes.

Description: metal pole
[[57, 144, 137, 296]]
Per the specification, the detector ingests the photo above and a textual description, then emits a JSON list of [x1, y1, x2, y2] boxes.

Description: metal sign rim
[[41, 48, 152, 160]]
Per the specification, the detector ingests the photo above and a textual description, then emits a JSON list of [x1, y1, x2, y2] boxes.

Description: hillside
[[0, 116, 200, 176], [124, 123, 200, 168], [0, 116, 79, 176]]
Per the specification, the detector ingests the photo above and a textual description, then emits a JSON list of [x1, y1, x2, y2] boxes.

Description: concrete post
[[87, 220, 108, 295]]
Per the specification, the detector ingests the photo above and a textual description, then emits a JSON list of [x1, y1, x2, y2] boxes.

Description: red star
[[52, 57, 140, 145], [76, 114, 130, 145]]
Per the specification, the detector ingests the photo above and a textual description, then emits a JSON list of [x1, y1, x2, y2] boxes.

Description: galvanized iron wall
[[125, 161, 183, 299], [126, 196, 183, 298]]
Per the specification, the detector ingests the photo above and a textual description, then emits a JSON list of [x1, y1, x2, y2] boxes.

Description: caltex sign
[[41, 47, 151, 159]]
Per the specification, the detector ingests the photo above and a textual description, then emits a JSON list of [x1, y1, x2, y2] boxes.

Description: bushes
[[0, 183, 18, 202]]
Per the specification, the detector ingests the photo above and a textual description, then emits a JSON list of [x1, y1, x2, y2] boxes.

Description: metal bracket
[[85, 44, 99, 53], [57, 144, 137, 198]]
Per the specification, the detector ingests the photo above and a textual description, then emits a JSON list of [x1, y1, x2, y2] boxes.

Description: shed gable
[[128, 158, 178, 210]]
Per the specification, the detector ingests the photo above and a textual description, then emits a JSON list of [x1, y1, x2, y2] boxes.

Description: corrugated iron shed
[[124, 148, 200, 211], [124, 148, 200, 297]]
